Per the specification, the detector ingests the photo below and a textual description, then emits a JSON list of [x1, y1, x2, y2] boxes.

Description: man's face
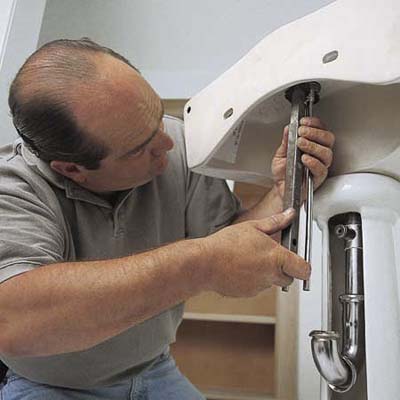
[[68, 55, 174, 193]]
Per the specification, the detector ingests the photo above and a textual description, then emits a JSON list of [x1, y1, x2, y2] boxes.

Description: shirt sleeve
[[0, 176, 65, 284], [185, 172, 242, 238]]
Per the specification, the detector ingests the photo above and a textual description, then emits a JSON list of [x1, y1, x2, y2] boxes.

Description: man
[[0, 39, 334, 399]]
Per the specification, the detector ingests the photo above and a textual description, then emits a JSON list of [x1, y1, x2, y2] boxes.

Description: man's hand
[[202, 208, 310, 297], [271, 117, 335, 199]]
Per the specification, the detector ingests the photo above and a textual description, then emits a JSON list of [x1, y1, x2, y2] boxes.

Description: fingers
[[275, 246, 311, 284], [273, 272, 294, 288], [298, 125, 335, 148], [301, 154, 328, 187], [282, 251, 311, 281], [295, 118, 334, 189], [297, 137, 333, 168], [254, 208, 296, 235], [300, 116, 327, 131]]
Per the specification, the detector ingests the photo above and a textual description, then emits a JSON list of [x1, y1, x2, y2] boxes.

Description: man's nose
[[151, 131, 174, 157]]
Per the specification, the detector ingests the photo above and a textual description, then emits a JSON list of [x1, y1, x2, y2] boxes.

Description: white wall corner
[[0, 0, 47, 145]]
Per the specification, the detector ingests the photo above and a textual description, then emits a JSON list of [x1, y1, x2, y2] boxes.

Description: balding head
[[9, 38, 140, 169]]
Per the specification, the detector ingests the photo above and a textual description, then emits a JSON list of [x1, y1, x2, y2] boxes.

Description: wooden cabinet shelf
[[185, 290, 276, 318], [171, 320, 275, 398], [183, 312, 276, 325]]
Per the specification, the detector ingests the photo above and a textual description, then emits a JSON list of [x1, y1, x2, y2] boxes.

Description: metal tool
[[303, 82, 320, 290], [281, 82, 321, 292]]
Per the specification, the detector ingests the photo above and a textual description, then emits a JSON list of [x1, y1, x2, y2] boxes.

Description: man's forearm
[[234, 185, 283, 223], [0, 239, 206, 358]]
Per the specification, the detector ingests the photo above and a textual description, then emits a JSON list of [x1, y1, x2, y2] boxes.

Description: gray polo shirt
[[0, 115, 240, 389]]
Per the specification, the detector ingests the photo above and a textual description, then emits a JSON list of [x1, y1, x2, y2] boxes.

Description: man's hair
[[8, 38, 139, 169]]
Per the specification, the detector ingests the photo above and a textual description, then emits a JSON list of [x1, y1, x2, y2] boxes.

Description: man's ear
[[50, 160, 87, 184]]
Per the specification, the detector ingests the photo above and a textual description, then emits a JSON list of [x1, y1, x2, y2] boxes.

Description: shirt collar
[[20, 141, 119, 209]]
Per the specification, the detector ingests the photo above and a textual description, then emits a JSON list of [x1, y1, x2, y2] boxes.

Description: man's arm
[[0, 239, 203, 358], [0, 209, 308, 359]]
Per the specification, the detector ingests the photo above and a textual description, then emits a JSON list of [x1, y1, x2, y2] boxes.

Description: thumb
[[254, 208, 295, 235]]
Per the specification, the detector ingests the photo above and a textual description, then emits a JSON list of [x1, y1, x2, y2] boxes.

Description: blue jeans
[[0, 352, 205, 400]]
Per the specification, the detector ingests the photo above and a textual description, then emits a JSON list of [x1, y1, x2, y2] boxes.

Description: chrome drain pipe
[[310, 213, 365, 393]]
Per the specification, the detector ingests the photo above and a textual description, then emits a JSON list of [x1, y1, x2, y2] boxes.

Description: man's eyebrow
[[121, 101, 165, 157]]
